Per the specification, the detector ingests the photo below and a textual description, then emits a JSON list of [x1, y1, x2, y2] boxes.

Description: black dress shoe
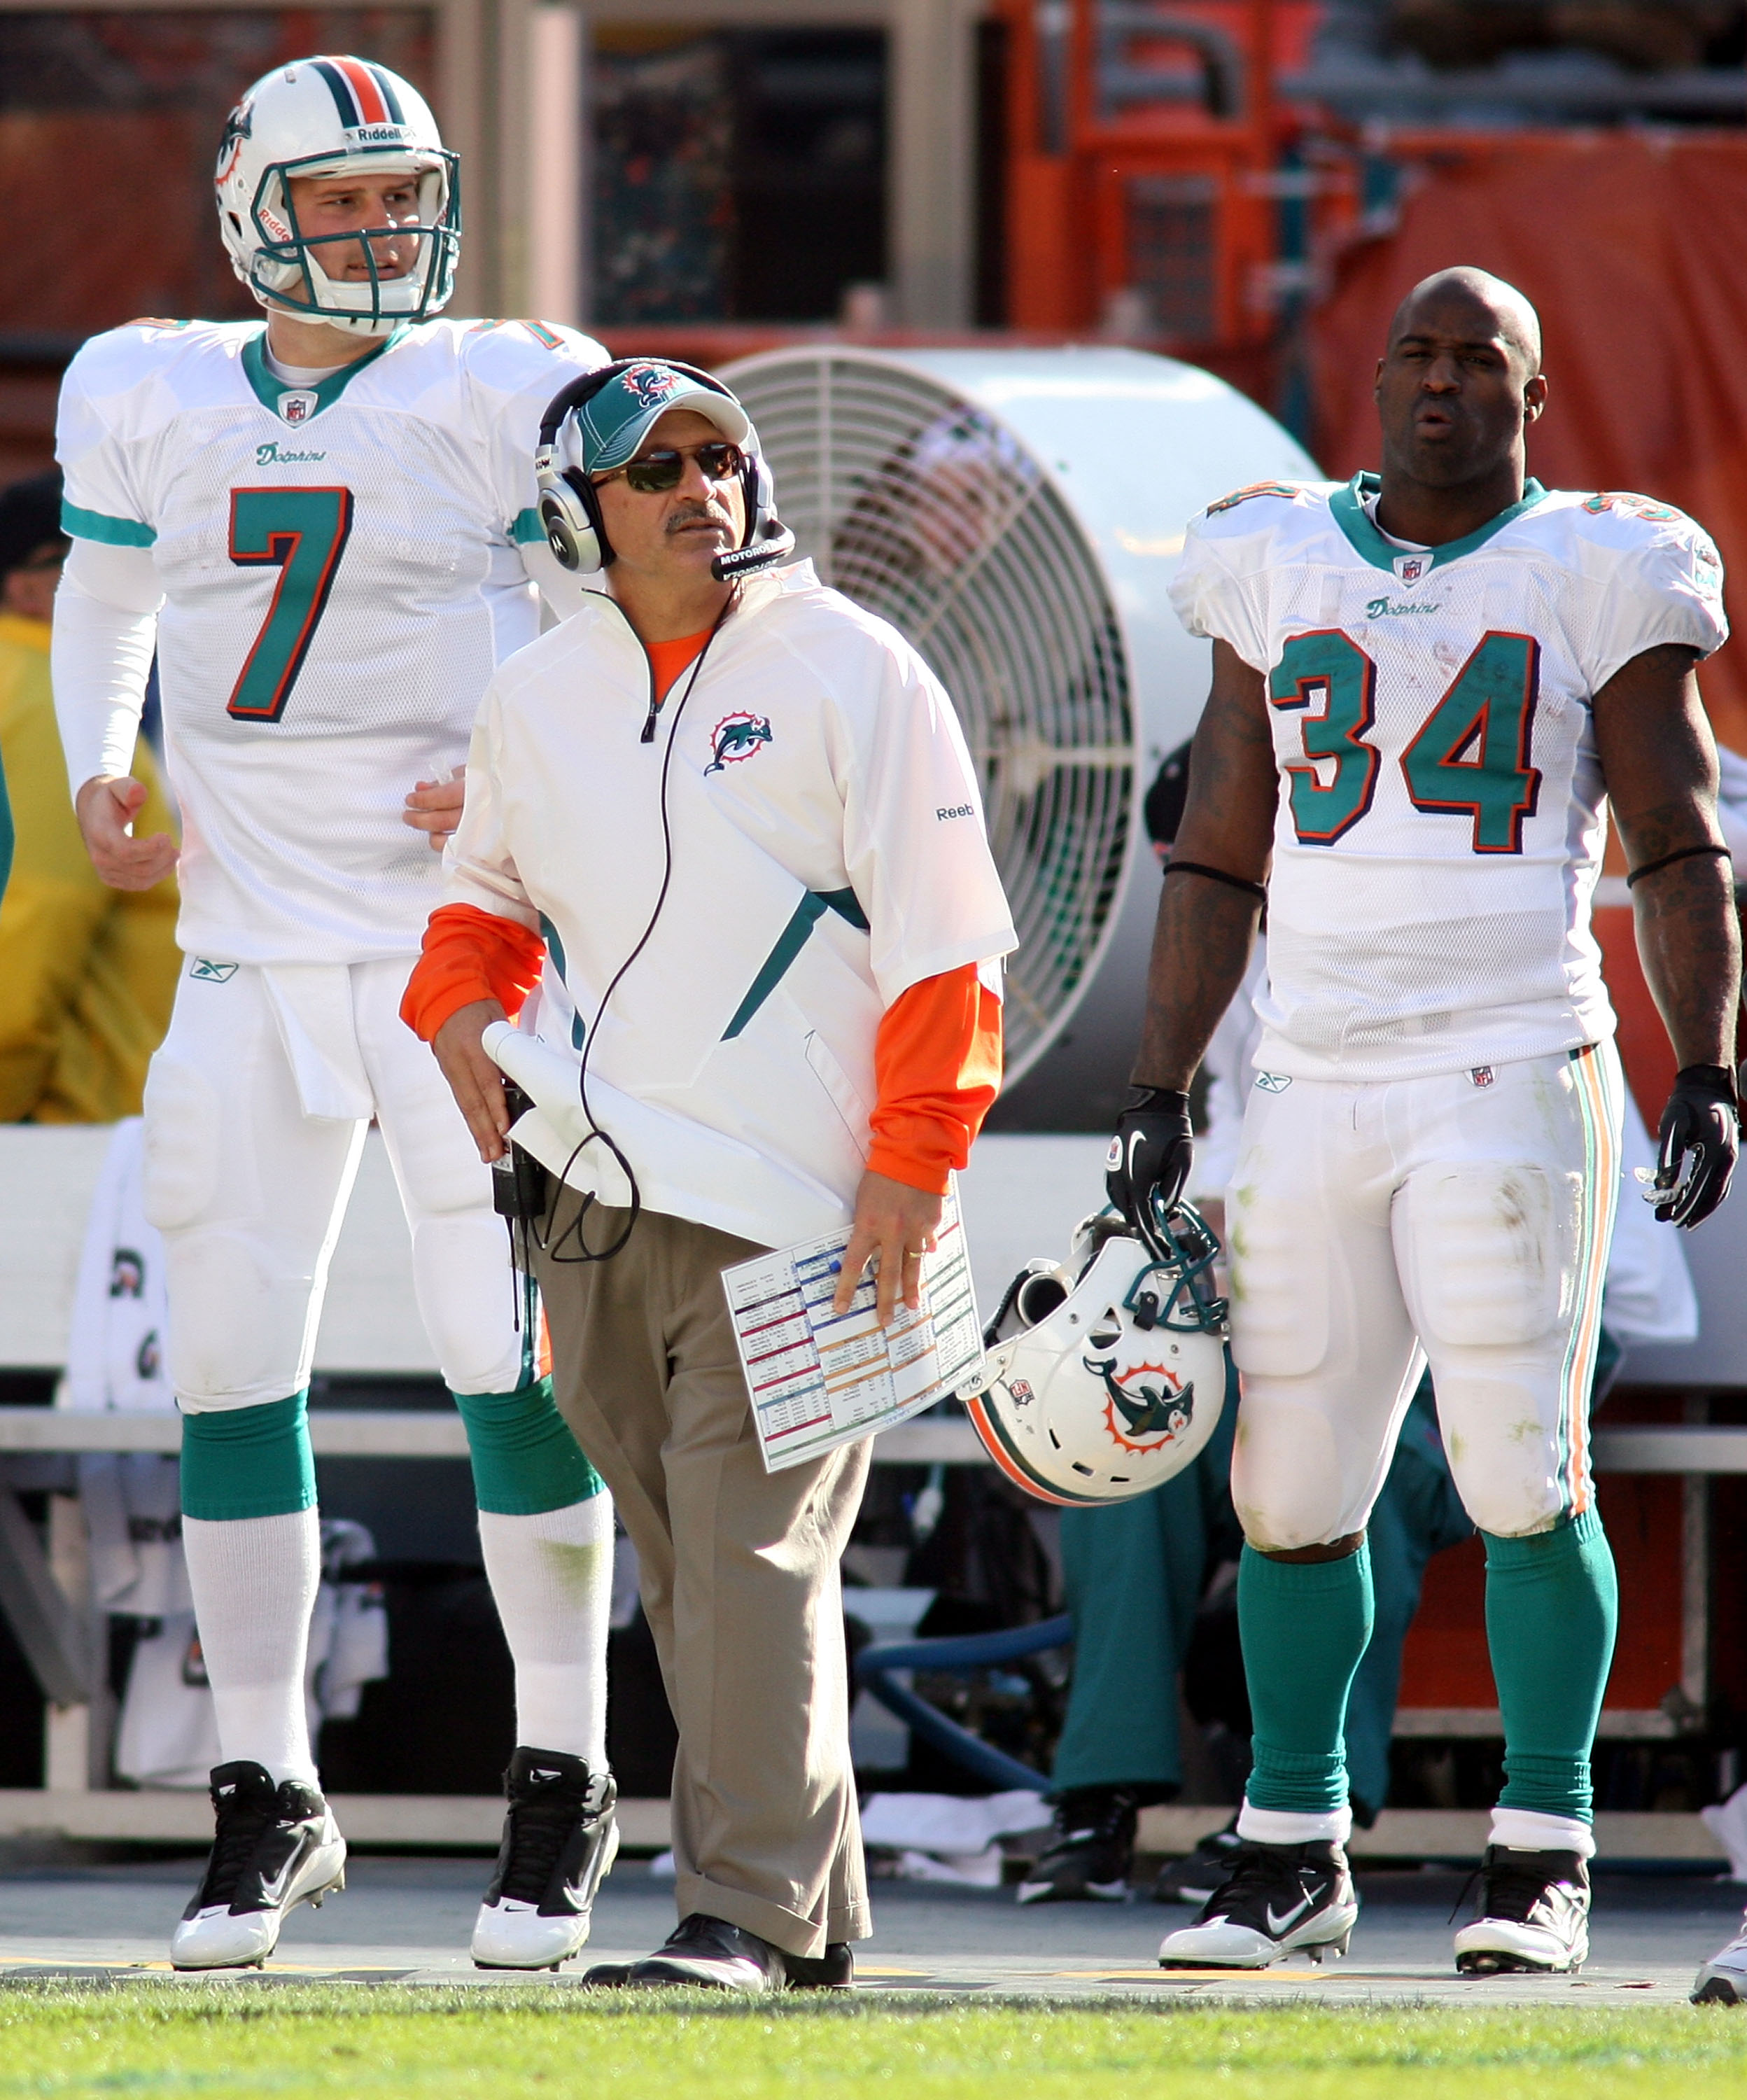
[[588, 1914, 786, 1993], [783, 1942, 854, 1989]]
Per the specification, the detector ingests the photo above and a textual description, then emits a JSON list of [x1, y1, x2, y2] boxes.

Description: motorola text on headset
[[533, 358, 796, 581]]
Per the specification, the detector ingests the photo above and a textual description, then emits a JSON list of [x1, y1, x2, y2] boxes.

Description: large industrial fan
[[720, 346, 1315, 1128]]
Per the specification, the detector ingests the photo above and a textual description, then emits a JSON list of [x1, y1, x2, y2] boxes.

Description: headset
[[533, 358, 796, 581]]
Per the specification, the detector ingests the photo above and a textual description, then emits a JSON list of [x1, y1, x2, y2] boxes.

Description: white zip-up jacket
[[442, 559, 1018, 1250]]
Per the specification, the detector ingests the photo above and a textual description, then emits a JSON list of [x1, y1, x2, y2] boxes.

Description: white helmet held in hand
[[215, 55, 459, 335], [960, 1204, 1230, 1507]]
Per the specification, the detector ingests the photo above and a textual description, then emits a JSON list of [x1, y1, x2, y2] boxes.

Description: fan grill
[[728, 352, 1133, 1075]]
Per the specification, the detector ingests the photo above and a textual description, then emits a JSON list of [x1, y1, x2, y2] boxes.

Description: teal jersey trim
[[538, 913, 587, 1051], [511, 507, 547, 545], [179, 1390, 316, 1522], [453, 1376, 605, 1515], [61, 499, 155, 548], [722, 888, 869, 1042], [1328, 472, 1549, 575], [240, 324, 405, 419]]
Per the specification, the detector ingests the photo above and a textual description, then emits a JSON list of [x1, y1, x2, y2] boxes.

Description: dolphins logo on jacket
[[706, 712, 774, 775], [1084, 1354, 1194, 1452]]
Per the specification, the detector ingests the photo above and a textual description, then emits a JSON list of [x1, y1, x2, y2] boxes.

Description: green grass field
[[1, 1987, 1744, 2099]]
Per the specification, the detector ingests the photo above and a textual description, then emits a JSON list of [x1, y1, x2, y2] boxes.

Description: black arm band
[[1164, 858, 1268, 904], [1625, 843, 1733, 890]]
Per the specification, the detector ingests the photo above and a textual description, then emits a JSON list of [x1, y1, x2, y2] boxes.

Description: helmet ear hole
[[1087, 1322, 1122, 1352], [1014, 1272, 1069, 1328]]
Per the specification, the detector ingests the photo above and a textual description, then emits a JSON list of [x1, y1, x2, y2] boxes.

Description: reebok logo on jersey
[[704, 712, 773, 775], [1254, 1072, 1291, 1092], [257, 440, 327, 463], [189, 959, 239, 982], [1365, 596, 1441, 619], [936, 803, 974, 822]]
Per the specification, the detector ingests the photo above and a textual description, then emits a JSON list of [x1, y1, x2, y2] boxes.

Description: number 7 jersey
[[56, 316, 605, 965], [1171, 473, 1728, 1082]]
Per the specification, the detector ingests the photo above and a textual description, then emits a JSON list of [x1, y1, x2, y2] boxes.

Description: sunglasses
[[595, 441, 745, 494]]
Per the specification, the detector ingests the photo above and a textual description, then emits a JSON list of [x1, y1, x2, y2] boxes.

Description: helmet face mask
[[962, 1203, 1231, 1507], [216, 58, 461, 338]]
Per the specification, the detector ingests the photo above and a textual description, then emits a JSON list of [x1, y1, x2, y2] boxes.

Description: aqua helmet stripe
[[310, 57, 363, 128], [368, 62, 407, 125]]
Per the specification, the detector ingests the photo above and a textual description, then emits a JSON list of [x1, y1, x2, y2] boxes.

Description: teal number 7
[[1271, 628, 1542, 855], [226, 487, 354, 722]]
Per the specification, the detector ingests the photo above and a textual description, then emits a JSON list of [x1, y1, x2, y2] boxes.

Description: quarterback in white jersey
[[52, 57, 618, 1975], [1109, 270, 1739, 1980]]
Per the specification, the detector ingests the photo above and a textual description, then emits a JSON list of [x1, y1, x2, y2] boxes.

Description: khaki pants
[[535, 1198, 871, 1957]]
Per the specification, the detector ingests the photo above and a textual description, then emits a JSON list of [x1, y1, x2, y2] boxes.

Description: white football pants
[[142, 955, 525, 1410], [1226, 1042, 1622, 1550]]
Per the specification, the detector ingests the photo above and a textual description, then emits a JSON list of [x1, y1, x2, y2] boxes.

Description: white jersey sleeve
[[460, 318, 606, 564], [56, 329, 162, 552], [1169, 482, 1325, 674], [1570, 492, 1728, 692], [818, 607, 1018, 1002]]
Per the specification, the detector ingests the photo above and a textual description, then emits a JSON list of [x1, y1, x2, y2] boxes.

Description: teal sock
[[1238, 1541, 1375, 1815], [453, 1375, 605, 1516], [1485, 1506, 1618, 1824], [179, 1391, 316, 1521]]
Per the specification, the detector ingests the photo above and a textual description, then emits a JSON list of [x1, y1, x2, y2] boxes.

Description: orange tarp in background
[[1310, 136, 1747, 759]]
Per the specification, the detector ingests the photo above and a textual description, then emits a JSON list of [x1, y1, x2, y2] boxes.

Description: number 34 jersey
[[1171, 473, 1729, 1082], [56, 316, 605, 965]]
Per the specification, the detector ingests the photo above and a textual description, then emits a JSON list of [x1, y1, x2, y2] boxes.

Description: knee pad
[[1230, 1391, 1359, 1553], [454, 1376, 605, 1516], [1228, 1197, 1333, 1380], [142, 1056, 223, 1232], [161, 1228, 309, 1405], [180, 1390, 316, 1521], [1436, 1371, 1566, 1536], [411, 1216, 525, 1394], [1403, 1164, 1577, 1349]]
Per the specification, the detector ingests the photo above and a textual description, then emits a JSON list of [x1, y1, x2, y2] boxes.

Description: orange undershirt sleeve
[[400, 902, 547, 1043], [867, 961, 1004, 1196]]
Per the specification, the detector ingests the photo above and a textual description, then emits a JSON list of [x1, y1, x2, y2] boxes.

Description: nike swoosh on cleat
[[255, 1854, 300, 1910], [1266, 1894, 1313, 1934]]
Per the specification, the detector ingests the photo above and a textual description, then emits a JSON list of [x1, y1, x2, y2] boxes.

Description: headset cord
[[539, 590, 738, 1266]]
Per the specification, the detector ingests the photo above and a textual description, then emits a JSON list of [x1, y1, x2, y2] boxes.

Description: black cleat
[[1158, 1837, 1358, 1968], [1454, 1847, 1590, 1974], [1016, 1787, 1139, 1905], [170, 1760, 346, 1970], [471, 1747, 619, 1970]]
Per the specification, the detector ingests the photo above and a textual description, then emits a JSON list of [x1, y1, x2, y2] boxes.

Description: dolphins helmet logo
[[1083, 1354, 1196, 1455], [622, 361, 681, 408], [705, 711, 773, 776]]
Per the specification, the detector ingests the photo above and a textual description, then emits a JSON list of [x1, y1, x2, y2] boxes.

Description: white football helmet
[[961, 1204, 1230, 1507], [215, 56, 459, 336]]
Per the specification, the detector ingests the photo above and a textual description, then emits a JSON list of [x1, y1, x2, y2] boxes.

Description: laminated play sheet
[[722, 1182, 982, 1473]]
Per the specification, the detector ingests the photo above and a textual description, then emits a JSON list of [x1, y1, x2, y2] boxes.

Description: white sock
[[1235, 1799, 1354, 1847], [477, 1494, 613, 1768], [181, 1509, 321, 1788], [1489, 1807, 1595, 1858]]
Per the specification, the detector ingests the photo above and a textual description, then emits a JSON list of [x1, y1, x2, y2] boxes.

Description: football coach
[[403, 360, 1016, 1991]]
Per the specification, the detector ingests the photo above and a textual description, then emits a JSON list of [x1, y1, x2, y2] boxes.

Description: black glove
[[1653, 1063, 1740, 1228], [1107, 1086, 1194, 1242]]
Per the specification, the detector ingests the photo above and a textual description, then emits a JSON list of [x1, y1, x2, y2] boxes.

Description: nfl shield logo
[[279, 391, 316, 426], [1394, 554, 1426, 584]]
